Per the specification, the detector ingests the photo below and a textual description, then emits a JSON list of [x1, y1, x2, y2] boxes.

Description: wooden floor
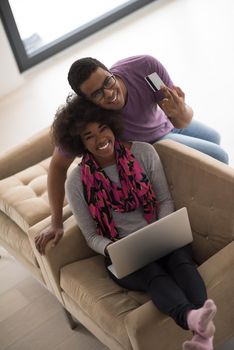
[[0, 247, 108, 350]]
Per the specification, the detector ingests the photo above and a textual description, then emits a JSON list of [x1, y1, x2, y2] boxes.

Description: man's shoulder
[[110, 55, 159, 72]]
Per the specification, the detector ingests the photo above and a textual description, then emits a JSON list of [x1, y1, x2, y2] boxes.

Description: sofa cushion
[[0, 158, 52, 233], [60, 255, 149, 349], [0, 157, 80, 234]]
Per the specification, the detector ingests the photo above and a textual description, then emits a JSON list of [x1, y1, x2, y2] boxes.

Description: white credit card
[[144, 72, 165, 92]]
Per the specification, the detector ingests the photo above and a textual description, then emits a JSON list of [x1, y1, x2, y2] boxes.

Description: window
[[0, 0, 156, 72]]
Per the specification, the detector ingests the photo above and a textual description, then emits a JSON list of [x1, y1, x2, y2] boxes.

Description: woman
[[37, 94, 217, 350]]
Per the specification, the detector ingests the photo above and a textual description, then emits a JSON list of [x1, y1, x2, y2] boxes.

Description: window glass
[[9, 0, 129, 55], [1, 0, 154, 71]]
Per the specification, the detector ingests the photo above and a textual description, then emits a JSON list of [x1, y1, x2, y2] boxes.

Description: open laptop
[[107, 207, 193, 279]]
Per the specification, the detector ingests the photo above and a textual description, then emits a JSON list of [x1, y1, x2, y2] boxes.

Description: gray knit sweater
[[65, 142, 174, 256]]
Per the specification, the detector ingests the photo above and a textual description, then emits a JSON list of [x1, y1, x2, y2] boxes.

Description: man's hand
[[158, 85, 193, 128], [34, 226, 64, 255]]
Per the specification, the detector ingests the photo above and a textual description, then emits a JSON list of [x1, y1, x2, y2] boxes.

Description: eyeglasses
[[89, 75, 116, 102]]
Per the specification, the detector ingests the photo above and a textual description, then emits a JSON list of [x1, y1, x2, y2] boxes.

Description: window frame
[[0, 0, 156, 72]]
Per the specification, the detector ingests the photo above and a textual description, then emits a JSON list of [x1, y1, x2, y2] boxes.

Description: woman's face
[[81, 122, 116, 167]]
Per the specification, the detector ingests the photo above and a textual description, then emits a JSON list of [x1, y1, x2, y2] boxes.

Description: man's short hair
[[67, 57, 109, 97]]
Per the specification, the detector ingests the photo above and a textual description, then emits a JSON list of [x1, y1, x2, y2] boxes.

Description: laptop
[[107, 207, 193, 279]]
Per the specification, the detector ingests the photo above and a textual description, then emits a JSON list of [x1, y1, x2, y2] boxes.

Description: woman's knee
[[163, 245, 194, 270]]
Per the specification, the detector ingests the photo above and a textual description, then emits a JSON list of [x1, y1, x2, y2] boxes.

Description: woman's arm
[[35, 148, 75, 254], [65, 166, 112, 256]]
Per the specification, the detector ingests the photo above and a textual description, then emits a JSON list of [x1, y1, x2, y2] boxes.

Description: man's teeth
[[98, 142, 109, 150], [111, 93, 117, 102]]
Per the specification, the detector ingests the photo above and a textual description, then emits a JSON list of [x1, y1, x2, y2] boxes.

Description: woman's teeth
[[98, 142, 109, 150]]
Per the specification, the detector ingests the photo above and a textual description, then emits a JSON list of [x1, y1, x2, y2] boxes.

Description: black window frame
[[0, 0, 156, 73]]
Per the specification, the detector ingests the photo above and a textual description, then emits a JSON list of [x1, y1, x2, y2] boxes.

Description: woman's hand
[[34, 226, 64, 255], [158, 85, 193, 128], [104, 242, 113, 257]]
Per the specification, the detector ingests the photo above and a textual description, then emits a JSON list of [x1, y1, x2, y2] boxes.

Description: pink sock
[[187, 299, 217, 338], [183, 334, 214, 350]]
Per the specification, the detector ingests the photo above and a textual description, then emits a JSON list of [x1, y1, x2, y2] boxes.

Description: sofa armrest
[[125, 300, 187, 350], [28, 214, 95, 303], [154, 140, 234, 263], [0, 127, 53, 179]]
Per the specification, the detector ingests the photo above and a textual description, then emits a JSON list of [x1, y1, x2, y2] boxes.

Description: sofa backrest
[[154, 140, 234, 265]]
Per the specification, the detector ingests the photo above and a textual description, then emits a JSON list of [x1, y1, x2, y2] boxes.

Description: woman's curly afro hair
[[51, 94, 124, 157]]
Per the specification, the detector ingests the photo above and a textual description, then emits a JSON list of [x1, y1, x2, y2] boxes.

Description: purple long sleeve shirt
[[110, 55, 174, 142]]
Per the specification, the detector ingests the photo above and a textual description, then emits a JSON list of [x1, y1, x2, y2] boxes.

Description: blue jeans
[[159, 120, 229, 164]]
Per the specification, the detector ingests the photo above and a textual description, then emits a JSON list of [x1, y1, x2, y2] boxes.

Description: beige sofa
[[0, 128, 233, 350]]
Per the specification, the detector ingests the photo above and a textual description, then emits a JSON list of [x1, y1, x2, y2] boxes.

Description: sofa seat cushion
[[0, 211, 38, 266], [0, 158, 52, 233], [60, 255, 149, 348]]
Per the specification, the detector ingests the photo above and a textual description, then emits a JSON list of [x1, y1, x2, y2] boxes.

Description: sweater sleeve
[[65, 166, 112, 256], [132, 142, 175, 219]]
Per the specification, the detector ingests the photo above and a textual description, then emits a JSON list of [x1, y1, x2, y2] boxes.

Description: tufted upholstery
[[1, 129, 233, 350], [0, 127, 80, 285], [0, 158, 51, 233]]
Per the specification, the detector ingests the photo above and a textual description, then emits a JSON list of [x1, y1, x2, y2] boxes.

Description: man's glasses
[[90, 75, 116, 102]]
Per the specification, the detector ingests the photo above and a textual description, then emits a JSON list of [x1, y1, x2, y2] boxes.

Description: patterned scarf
[[81, 141, 159, 239]]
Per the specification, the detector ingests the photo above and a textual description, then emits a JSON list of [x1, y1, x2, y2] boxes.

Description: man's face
[[79, 67, 127, 110]]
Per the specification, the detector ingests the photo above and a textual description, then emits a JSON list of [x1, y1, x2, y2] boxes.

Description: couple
[[35, 55, 221, 349]]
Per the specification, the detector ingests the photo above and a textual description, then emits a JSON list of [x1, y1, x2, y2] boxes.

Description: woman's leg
[[162, 245, 207, 309], [160, 120, 229, 164], [161, 246, 216, 349], [105, 256, 195, 329]]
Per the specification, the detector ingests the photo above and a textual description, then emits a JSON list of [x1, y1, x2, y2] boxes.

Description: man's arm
[[35, 148, 75, 254], [159, 86, 193, 128]]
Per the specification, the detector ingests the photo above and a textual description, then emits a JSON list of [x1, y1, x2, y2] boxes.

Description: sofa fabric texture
[[0, 128, 233, 350]]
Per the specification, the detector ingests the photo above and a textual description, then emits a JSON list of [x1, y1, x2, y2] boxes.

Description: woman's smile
[[97, 141, 111, 150]]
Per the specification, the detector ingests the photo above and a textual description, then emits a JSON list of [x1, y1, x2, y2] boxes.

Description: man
[[35, 55, 229, 254]]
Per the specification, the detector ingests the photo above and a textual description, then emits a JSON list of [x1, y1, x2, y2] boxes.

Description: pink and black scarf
[[81, 141, 159, 239]]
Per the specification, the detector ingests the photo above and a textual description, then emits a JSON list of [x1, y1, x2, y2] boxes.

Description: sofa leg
[[63, 307, 78, 330]]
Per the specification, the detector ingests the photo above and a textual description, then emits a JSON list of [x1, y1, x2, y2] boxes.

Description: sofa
[[0, 127, 233, 350]]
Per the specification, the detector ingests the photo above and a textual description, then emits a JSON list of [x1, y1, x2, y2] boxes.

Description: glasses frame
[[90, 75, 116, 102]]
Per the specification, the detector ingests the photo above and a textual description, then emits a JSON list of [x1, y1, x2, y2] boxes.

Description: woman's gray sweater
[[65, 141, 174, 256]]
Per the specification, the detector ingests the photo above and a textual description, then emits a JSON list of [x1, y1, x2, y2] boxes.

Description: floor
[[0, 247, 108, 350], [0, 0, 233, 166]]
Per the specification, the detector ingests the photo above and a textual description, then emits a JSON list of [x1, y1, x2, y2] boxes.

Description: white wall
[[0, 19, 23, 99]]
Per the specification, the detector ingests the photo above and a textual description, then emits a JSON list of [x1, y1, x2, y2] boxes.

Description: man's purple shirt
[[110, 55, 174, 142]]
